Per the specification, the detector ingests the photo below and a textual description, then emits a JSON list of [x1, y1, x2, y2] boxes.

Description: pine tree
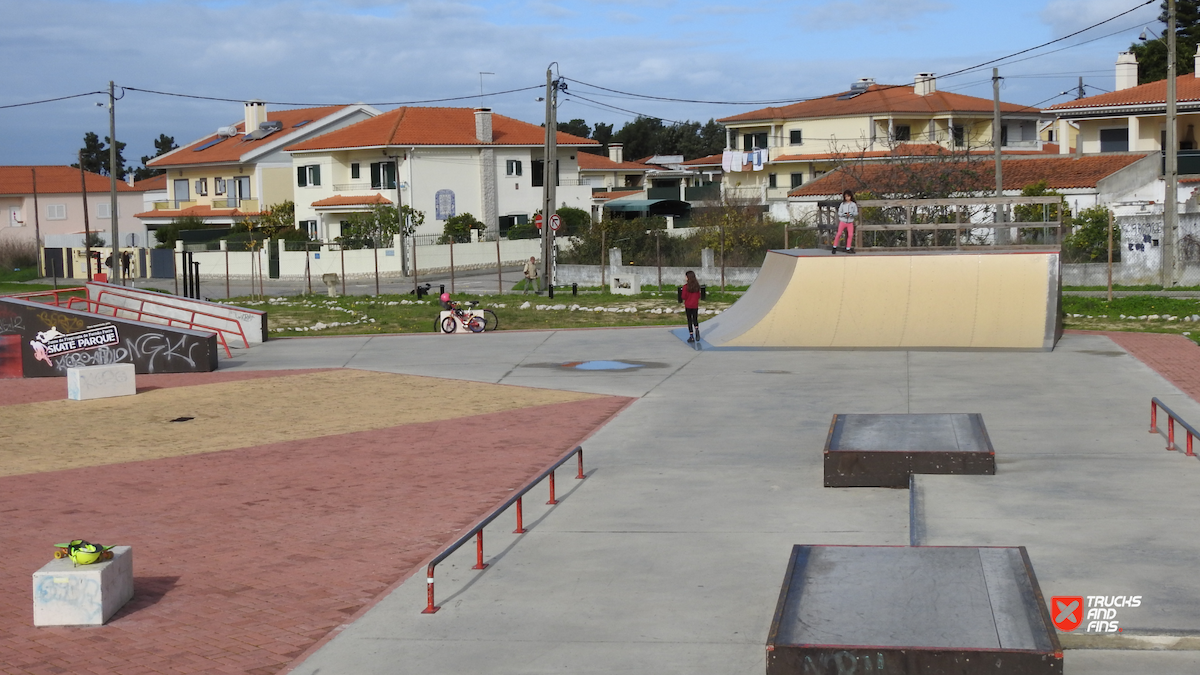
[[132, 134, 178, 181], [1130, 0, 1200, 83]]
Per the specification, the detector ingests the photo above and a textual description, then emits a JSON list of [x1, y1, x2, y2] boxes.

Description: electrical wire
[[0, 90, 107, 110], [119, 85, 544, 107]]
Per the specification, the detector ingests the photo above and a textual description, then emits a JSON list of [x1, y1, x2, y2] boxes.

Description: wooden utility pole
[[1164, 0, 1179, 287], [993, 68, 1007, 244], [79, 154, 93, 280], [542, 65, 558, 290], [108, 81, 121, 285]]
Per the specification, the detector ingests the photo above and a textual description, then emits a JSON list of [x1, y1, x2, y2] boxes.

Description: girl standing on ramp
[[682, 270, 702, 343], [832, 190, 858, 254]]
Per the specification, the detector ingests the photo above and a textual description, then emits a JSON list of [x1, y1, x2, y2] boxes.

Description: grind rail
[[1150, 397, 1200, 457], [423, 445, 585, 613]]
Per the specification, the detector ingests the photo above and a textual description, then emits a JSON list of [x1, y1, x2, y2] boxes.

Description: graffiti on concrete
[[35, 310, 85, 334], [53, 332, 199, 374]]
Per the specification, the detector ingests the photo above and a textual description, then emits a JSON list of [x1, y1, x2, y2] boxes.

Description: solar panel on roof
[[193, 138, 224, 152], [293, 120, 312, 128], [836, 92, 862, 100]]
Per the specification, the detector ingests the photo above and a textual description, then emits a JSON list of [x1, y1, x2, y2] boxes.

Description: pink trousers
[[835, 221, 855, 248]]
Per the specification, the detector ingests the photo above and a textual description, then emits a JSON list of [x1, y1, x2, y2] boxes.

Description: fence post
[[1151, 400, 1158, 433], [473, 531, 487, 570], [450, 237, 456, 295], [496, 233, 503, 294], [374, 245, 380, 296], [340, 245, 346, 296], [513, 497, 526, 534]]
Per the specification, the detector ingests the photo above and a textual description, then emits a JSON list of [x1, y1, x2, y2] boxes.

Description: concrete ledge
[[33, 546, 133, 626], [67, 364, 136, 400]]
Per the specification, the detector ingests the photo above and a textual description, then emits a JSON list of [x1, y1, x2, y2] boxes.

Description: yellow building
[[137, 101, 378, 239]]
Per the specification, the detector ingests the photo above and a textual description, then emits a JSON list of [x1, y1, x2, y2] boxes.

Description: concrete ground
[[206, 324, 1200, 675]]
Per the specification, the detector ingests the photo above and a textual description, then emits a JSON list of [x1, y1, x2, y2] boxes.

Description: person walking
[[832, 190, 858, 254], [522, 256, 541, 294], [682, 270, 702, 343]]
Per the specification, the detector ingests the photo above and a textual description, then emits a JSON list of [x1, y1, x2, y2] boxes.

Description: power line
[[0, 90, 106, 110], [119, 84, 544, 107]]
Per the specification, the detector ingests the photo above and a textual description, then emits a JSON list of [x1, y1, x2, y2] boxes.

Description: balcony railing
[[212, 198, 260, 211], [332, 182, 384, 191], [154, 200, 197, 211]]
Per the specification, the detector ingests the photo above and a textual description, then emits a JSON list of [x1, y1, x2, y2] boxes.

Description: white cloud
[[1040, 0, 1160, 38], [801, 0, 951, 32]]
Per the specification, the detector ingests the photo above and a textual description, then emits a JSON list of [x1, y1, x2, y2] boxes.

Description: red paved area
[[1, 395, 632, 675], [1068, 330, 1200, 402], [0, 369, 332, 406]]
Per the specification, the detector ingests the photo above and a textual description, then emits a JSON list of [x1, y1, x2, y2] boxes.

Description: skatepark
[[3, 249, 1200, 674]]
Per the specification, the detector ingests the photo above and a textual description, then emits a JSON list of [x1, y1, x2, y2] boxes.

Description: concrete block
[[33, 546, 133, 626], [67, 364, 136, 401], [610, 274, 640, 296]]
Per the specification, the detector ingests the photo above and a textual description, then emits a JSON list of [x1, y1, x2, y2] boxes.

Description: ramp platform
[[824, 413, 995, 488], [690, 249, 1061, 351], [767, 545, 1062, 675]]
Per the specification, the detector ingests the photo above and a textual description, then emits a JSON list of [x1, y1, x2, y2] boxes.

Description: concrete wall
[[85, 281, 267, 345]]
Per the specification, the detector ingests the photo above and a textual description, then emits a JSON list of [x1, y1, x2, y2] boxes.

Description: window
[[351, 163, 361, 180], [173, 178, 190, 206], [46, 204, 66, 220], [730, 131, 740, 149], [297, 164, 321, 187], [370, 161, 396, 189], [506, 160, 523, 176], [1000, 124, 1008, 147], [214, 177, 226, 195], [952, 125, 965, 147], [1100, 128, 1129, 152], [894, 125, 911, 142], [194, 178, 208, 196], [789, 129, 803, 145], [300, 220, 318, 239], [98, 203, 119, 219], [790, 173, 804, 188], [768, 173, 777, 189], [744, 132, 768, 150]]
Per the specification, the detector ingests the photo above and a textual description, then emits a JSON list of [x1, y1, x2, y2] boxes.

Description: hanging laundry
[[752, 149, 765, 171], [722, 150, 734, 172], [730, 151, 744, 172]]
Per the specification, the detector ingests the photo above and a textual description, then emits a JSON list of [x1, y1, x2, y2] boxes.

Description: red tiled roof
[[576, 152, 651, 171], [286, 107, 598, 152], [592, 190, 644, 202], [772, 143, 1062, 163], [788, 154, 1147, 197], [133, 204, 263, 219], [719, 84, 1034, 124], [0, 166, 142, 195], [133, 173, 168, 191], [681, 153, 723, 167], [1048, 73, 1200, 111], [149, 106, 350, 167], [311, 193, 393, 207]]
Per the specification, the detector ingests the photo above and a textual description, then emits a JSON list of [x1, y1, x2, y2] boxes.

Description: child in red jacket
[[682, 270, 702, 343]]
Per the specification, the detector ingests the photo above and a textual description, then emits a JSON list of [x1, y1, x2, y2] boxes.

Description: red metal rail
[[63, 297, 232, 358], [93, 288, 250, 349], [423, 445, 585, 614], [5, 287, 87, 304], [1150, 397, 1199, 457]]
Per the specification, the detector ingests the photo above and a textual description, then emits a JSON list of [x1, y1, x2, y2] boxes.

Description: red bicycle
[[439, 301, 487, 333]]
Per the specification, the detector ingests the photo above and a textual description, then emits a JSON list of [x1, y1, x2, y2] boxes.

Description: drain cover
[[565, 360, 643, 371], [754, 370, 792, 375], [169, 416, 195, 423]]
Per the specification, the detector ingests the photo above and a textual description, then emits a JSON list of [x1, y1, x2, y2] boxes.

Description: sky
[[0, 0, 1165, 169]]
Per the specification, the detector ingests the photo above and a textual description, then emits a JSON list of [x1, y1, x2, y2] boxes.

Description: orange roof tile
[[286, 107, 597, 152], [719, 84, 1035, 124], [311, 193, 393, 207], [0, 166, 142, 195], [788, 154, 1147, 197], [133, 173, 168, 191], [576, 152, 651, 171], [149, 106, 350, 168], [681, 153, 724, 167], [133, 204, 262, 219], [592, 190, 644, 202], [1049, 74, 1200, 111]]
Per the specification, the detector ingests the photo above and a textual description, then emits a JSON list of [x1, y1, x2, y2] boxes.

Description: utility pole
[[992, 68, 1007, 244], [79, 153, 93, 280], [1076, 76, 1085, 100], [31, 168, 42, 276], [542, 65, 558, 289], [1164, 0, 1179, 287], [108, 80, 121, 285]]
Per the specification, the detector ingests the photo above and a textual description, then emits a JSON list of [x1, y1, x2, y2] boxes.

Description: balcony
[[212, 198, 260, 211], [153, 200, 196, 211], [332, 182, 381, 191]]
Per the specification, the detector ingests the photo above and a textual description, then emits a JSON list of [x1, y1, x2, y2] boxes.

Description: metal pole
[[449, 237, 455, 294], [993, 68, 1006, 244], [720, 222, 726, 291], [496, 231, 503, 294], [225, 249, 230, 298], [305, 243, 312, 295], [258, 245, 264, 299], [656, 230, 662, 291], [1107, 209, 1114, 302], [31, 168, 42, 277], [340, 245, 346, 296], [412, 235, 418, 294], [600, 225, 606, 288], [374, 245, 380, 296], [108, 81, 121, 286], [79, 153, 93, 280], [1164, 0, 1179, 287]]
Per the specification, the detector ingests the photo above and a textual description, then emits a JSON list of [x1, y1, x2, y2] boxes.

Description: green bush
[[439, 212, 484, 244], [1064, 206, 1119, 263]]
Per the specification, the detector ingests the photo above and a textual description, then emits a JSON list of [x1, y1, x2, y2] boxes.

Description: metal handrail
[[1150, 397, 1200, 457], [64, 297, 231, 358], [93, 289, 250, 349], [423, 445, 585, 614], [6, 287, 88, 304]]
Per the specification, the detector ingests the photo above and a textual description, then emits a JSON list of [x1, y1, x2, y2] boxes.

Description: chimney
[[244, 99, 267, 133], [1116, 52, 1138, 91], [914, 73, 936, 96], [1195, 52, 1200, 77], [609, 143, 623, 164], [474, 108, 493, 143]]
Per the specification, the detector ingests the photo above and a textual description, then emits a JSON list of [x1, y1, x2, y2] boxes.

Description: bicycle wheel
[[440, 316, 458, 333], [481, 309, 499, 332], [467, 316, 486, 333]]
